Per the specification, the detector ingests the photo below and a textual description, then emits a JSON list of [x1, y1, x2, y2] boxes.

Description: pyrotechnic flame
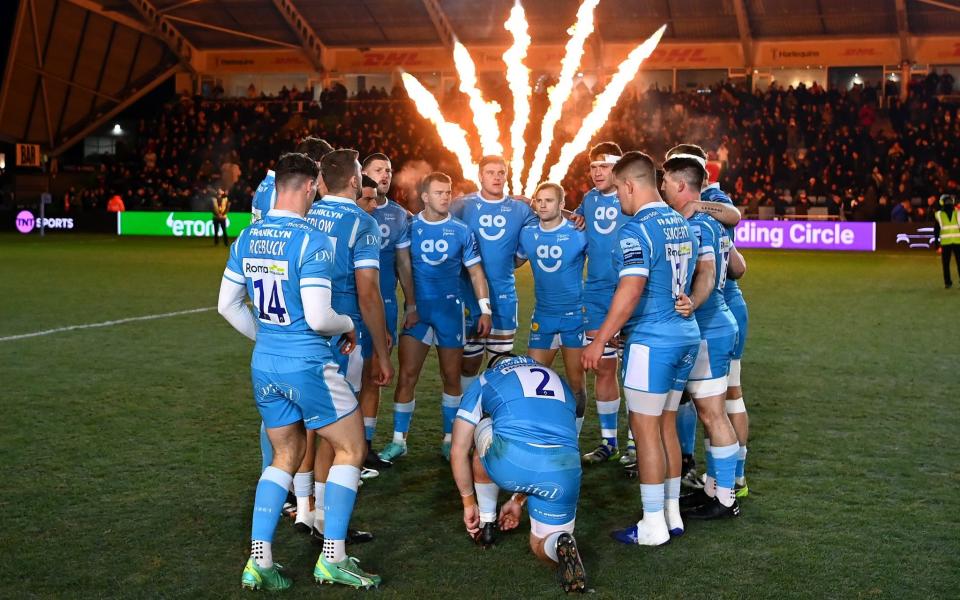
[[401, 72, 478, 181], [453, 40, 504, 158], [547, 25, 666, 185], [502, 1, 532, 196], [523, 0, 601, 197]]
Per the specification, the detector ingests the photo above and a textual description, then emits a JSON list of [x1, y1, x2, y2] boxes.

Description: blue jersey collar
[[478, 192, 507, 204], [321, 194, 358, 206], [592, 187, 617, 198], [418, 211, 451, 225], [637, 200, 669, 213], [538, 220, 567, 233], [266, 209, 305, 220]]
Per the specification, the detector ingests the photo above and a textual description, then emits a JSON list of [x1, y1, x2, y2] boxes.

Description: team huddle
[[217, 138, 752, 593]]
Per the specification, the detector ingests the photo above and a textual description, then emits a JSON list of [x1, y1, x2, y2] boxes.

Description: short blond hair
[[533, 181, 565, 204]]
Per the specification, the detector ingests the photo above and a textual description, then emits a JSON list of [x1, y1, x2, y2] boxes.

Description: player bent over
[[379, 172, 493, 462], [582, 152, 701, 546], [661, 153, 742, 520], [451, 355, 587, 593], [516, 182, 588, 433], [218, 153, 380, 591]]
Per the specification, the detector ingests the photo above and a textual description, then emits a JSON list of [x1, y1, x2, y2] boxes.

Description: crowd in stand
[[59, 70, 958, 222]]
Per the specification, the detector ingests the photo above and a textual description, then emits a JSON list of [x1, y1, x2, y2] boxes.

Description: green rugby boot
[[313, 555, 381, 589], [581, 442, 620, 465], [735, 481, 749, 498], [378, 442, 407, 462], [240, 557, 292, 592], [440, 440, 452, 462]]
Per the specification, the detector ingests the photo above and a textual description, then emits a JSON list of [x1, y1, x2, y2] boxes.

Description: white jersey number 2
[[517, 367, 565, 402]]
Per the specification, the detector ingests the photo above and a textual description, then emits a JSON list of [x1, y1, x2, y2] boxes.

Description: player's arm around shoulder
[[695, 198, 741, 227]]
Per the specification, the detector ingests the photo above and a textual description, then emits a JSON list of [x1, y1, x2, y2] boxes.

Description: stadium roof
[[81, 0, 960, 47], [3, 0, 960, 155]]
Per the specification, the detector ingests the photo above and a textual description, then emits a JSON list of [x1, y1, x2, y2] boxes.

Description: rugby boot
[[477, 521, 497, 548], [240, 558, 292, 592], [555, 533, 587, 593], [685, 497, 741, 520], [735, 480, 749, 498], [313, 555, 381, 589], [378, 442, 407, 462], [581, 442, 620, 465], [611, 512, 670, 547], [364, 447, 393, 470], [679, 489, 712, 512]]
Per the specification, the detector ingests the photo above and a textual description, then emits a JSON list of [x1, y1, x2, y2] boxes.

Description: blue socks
[[251, 466, 292, 543], [597, 399, 621, 447], [441, 393, 461, 439], [711, 442, 740, 507], [677, 402, 698, 456], [640, 482, 665, 514], [259, 422, 272, 473], [323, 465, 361, 541], [737, 446, 748, 480], [392, 400, 416, 443], [363, 417, 377, 442]]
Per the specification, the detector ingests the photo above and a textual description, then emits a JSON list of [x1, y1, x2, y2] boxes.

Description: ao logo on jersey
[[379, 224, 391, 249], [535, 244, 563, 272], [593, 206, 619, 234], [478, 214, 507, 241], [420, 238, 449, 265]]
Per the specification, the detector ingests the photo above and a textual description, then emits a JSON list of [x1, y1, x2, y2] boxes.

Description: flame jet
[[523, 0, 602, 197], [401, 72, 479, 181], [453, 41, 504, 158], [502, 1, 532, 196], [547, 25, 667, 185]]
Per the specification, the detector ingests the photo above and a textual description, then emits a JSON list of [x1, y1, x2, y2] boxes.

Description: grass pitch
[[1, 234, 957, 599]]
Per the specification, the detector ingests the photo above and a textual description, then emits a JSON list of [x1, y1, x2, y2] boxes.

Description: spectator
[[891, 199, 913, 222]]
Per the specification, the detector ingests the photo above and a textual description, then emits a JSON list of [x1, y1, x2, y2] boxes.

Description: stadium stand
[[43, 73, 960, 222]]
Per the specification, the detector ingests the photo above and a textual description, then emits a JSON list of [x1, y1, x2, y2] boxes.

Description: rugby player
[[379, 172, 493, 462], [570, 142, 633, 465], [451, 355, 587, 593], [250, 138, 333, 524], [360, 153, 416, 471], [251, 137, 333, 223], [515, 182, 588, 433], [452, 156, 537, 391], [218, 152, 380, 590], [306, 149, 393, 539], [661, 153, 742, 520], [583, 151, 702, 545], [666, 144, 750, 495], [356, 175, 380, 214]]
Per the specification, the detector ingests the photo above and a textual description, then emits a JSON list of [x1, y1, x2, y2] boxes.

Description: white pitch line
[[0, 307, 217, 342]]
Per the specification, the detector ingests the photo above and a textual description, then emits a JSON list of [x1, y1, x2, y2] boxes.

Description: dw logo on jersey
[[420, 238, 449, 265], [593, 206, 619, 234], [535, 244, 563, 272], [379, 224, 391, 249], [478, 214, 507, 241]]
